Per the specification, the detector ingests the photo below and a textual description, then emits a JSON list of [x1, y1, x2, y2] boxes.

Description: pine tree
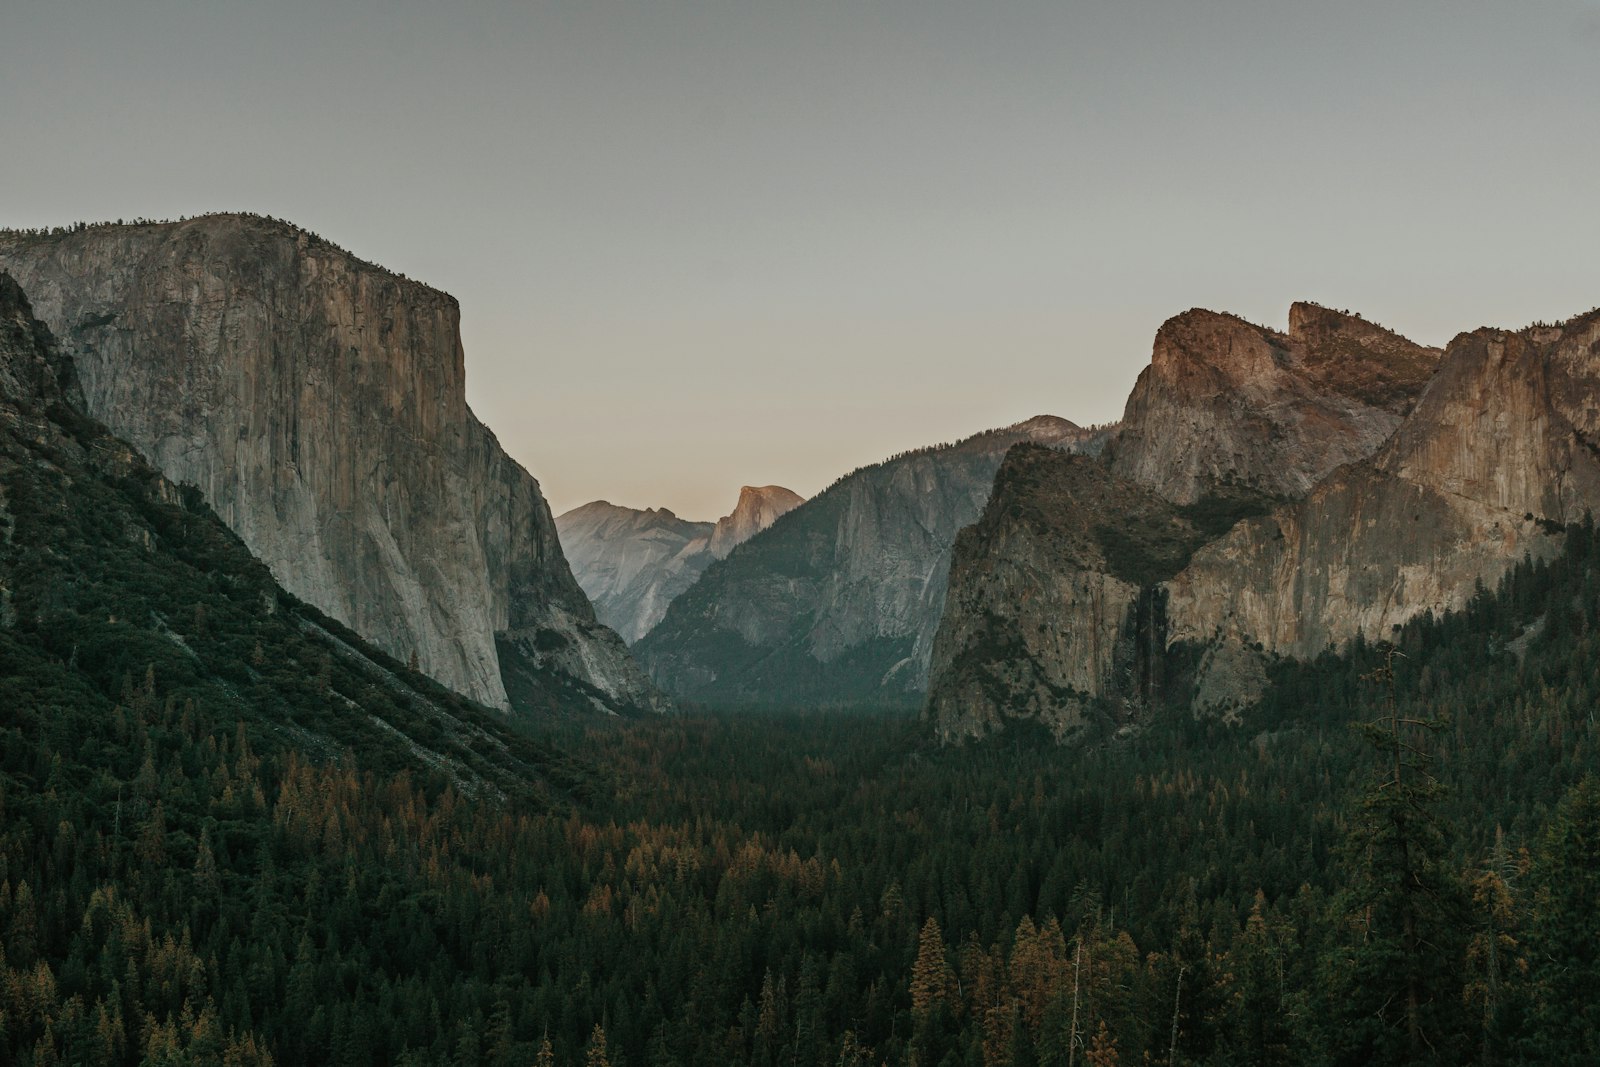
[[1462, 830, 1522, 1066], [1227, 891, 1293, 1065], [586, 1023, 612, 1067], [1084, 1020, 1118, 1067], [1322, 647, 1470, 1066], [1520, 777, 1600, 1061], [911, 917, 957, 1019]]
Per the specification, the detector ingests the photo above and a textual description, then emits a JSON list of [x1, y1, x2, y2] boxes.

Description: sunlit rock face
[[707, 485, 804, 560], [0, 216, 665, 716], [1106, 303, 1440, 504], [635, 416, 1112, 707], [1167, 308, 1600, 660], [927, 302, 1600, 742]]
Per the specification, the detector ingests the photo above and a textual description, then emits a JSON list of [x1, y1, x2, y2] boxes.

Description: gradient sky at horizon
[[5, 1, 1600, 519]]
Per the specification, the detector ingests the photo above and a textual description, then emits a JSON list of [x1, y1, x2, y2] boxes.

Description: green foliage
[[1518, 776, 1600, 1061], [3, 285, 1598, 1062]]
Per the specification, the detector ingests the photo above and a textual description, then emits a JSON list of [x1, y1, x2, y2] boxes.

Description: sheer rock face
[[927, 304, 1600, 742], [707, 485, 804, 560], [556, 486, 802, 644], [0, 273, 79, 412], [1106, 304, 1441, 505], [0, 272, 579, 796], [926, 446, 1196, 742], [556, 502, 716, 644], [1168, 309, 1600, 659], [635, 416, 1111, 707], [0, 217, 664, 716]]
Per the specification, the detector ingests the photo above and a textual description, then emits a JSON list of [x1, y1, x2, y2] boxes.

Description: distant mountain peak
[[556, 484, 803, 644], [1008, 413, 1080, 435], [709, 485, 805, 560]]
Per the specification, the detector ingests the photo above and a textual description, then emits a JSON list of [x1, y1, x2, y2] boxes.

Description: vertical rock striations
[[1166, 308, 1600, 661], [0, 270, 577, 795], [0, 216, 664, 716]]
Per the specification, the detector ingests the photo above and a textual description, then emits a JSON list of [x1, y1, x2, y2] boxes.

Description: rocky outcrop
[[0, 270, 573, 797], [635, 416, 1112, 707], [0, 216, 664, 716], [707, 485, 804, 559], [926, 445, 1212, 742], [0, 273, 79, 411], [927, 301, 1600, 742], [556, 502, 716, 643], [557, 485, 803, 644], [1106, 304, 1440, 504], [1167, 309, 1600, 659]]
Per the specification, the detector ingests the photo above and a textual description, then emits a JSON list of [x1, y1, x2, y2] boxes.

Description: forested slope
[[0, 272, 591, 1064], [2, 267, 1597, 1064]]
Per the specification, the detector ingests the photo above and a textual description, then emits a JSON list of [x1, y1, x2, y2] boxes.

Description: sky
[[4, 1, 1600, 519]]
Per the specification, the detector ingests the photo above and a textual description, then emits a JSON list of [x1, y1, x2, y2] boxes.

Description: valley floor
[[5, 530, 1600, 1065]]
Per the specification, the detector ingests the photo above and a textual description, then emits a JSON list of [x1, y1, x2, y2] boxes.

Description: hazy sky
[[5, 2, 1599, 518]]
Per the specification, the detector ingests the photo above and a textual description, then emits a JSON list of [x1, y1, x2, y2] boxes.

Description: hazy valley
[[1, 215, 1596, 1066]]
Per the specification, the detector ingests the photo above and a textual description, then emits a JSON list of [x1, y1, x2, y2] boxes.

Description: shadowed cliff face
[[925, 445, 1215, 742], [0, 216, 664, 717], [926, 303, 1600, 742], [1107, 304, 1441, 505]]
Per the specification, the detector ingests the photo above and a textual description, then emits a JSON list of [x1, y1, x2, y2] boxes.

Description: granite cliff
[[0, 270, 577, 795], [0, 216, 664, 717], [1105, 303, 1439, 503], [926, 445, 1215, 742], [1166, 307, 1600, 661], [928, 302, 1600, 742], [556, 485, 802, 644], [635, 416, 1111, 706]]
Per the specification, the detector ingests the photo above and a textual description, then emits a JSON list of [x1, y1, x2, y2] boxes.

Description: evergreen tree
[[1519, 777, 1600, 1061], [1321, 648, 1470, 1066], [586, 1022, 612, 1067]]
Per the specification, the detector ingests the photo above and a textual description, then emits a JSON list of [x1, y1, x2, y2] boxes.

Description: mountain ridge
[[556, 484, 803, 644], [635, 415, 1111, 706], [0, 268, 577, 796], [0, 214, 665, 717], [927, 299, 1600, 741]]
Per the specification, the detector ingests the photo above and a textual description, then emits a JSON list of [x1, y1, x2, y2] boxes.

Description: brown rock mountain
[[1105, 304, 1440, 504], [1167, 307, 1600, 661], [0, 216, 665, 717], [928, 302, 1600, 741]]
